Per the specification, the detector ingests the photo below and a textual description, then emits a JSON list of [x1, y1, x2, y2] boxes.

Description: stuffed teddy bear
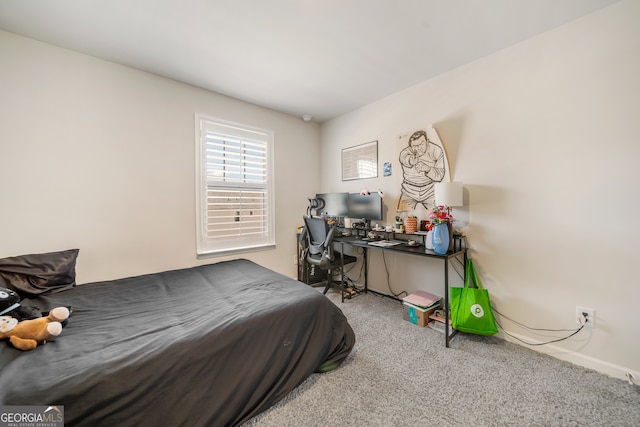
[[0, 306, 70, 350], [0, 287, 71, 350]]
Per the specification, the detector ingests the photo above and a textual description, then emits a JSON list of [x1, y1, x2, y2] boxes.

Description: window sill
[[196, 243, 276, 259]]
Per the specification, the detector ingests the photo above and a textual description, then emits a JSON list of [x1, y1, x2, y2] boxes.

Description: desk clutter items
[[402, 290, 442, 327], [368, 240, 401, 247], [428, 309, 451, 334], [394, 216, 404, 232], [449, 259, 499, 336], [404, 216, 418, 234]]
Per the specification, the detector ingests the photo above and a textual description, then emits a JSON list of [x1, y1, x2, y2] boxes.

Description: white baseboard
[[501, 330, 640, 384]]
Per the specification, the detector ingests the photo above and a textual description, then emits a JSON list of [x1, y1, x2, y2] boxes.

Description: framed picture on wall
[[342, 140, 378, 181]]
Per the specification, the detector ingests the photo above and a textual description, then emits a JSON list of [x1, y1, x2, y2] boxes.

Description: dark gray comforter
[[0, 259, 355, 426]]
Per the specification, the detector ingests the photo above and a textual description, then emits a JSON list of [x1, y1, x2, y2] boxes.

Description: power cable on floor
[[493, 313, 587, 346]]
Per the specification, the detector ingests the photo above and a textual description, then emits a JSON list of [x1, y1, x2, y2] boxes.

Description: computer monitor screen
[[315, 192, 349, 217], [347, 193, 383, 220]]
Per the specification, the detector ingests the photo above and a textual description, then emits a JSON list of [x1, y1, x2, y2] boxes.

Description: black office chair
[[302, 215, 357, 302]]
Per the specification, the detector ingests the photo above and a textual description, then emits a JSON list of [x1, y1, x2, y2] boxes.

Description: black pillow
[[0, 249, 79, 297]]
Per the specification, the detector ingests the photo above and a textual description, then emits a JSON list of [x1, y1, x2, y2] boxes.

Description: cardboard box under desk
[[403, 303, 438, 327]]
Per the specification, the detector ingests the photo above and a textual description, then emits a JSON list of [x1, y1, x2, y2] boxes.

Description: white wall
[[320, 0, 640, 380], [0, 30, 319, 283]]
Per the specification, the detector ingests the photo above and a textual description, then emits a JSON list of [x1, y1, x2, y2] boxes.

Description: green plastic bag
[[450, 259, 499, 336]]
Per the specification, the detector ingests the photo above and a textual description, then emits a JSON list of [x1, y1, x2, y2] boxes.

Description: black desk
[[337, 235, 467, 347]]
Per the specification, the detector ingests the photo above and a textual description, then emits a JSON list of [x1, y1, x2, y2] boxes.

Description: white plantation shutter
[[196, 115, 275, 255]]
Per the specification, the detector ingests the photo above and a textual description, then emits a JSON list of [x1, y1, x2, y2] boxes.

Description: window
[[195, 115, 275, 256]]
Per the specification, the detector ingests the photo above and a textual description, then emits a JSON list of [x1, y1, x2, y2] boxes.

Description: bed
[[0, 254, 355, 426]]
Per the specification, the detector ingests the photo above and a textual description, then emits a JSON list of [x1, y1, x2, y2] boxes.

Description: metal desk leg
[[363, 247, 368, 294], [444, 252, 465, 347], [444, 257, 451, 347]]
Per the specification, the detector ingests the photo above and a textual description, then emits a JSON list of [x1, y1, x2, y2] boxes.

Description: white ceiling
[[0, 0, 619, 122]]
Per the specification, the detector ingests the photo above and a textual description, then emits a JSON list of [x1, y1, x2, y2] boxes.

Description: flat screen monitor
[[347, 193, 383, 220], [315, 192, 349, 217]]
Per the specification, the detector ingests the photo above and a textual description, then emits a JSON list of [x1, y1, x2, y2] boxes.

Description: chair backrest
[[303, 216, 335, 263]]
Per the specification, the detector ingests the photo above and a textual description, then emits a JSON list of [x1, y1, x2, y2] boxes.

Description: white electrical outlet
[[576, 306, 595, 329], [293, 254, 298, 265]]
